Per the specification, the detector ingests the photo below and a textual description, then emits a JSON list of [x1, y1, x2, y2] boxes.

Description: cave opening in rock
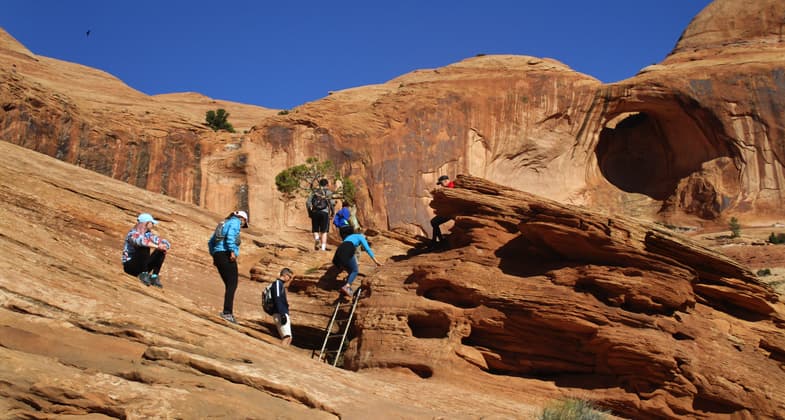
[[408, 311, 452, 339], [595, 106, 734, 202]]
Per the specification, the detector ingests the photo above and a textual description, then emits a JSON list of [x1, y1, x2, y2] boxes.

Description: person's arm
[[224, 218, 241, 258], [135, 231, 169, 251], [274, 280, 290, 319], [358, 236, 381, 266], [306, 192, 314, 214]]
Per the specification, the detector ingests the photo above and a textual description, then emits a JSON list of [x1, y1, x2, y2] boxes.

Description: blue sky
[[2, 1, 712, 110]]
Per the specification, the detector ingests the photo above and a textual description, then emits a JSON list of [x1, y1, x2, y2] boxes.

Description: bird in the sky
[[86, 30, 91, 37]]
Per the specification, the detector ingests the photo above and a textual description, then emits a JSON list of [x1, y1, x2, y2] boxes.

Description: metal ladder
[[313, 287, 362, 367]]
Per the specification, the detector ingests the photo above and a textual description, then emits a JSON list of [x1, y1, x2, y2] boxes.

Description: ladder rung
[[313, 287, 362, 365]]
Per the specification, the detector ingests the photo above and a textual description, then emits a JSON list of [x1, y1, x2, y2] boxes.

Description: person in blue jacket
[[332, 201, 354, 239], [271, 268, 294, 346], [208, 210, 249, 323], [331, 226, 382, 297]]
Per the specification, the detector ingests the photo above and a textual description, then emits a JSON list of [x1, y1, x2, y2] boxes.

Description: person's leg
[[123, 257, 145, 276], [273, 313, 293, 346], [430, 216, 442, 242], [345, 257, 359, 285], [146, 250, 166, 275], [431, 215, 449, 243], [125, 248, 151, 284], [311, 216, 320, 249], [317, 212, 329, 250], [213, 252, 239, 315]]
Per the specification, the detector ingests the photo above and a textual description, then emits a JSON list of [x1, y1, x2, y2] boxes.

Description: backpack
[[213, 220, 227, 242], [262, 282, 276, 315], [310, 190, 329, 211]]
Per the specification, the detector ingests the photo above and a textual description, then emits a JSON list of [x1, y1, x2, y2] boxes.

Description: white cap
[[233, 210, 249, 227], [137, 213, 158, 225]]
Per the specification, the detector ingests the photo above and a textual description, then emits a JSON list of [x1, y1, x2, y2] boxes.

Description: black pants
[[213, 251, 238, 314], [123, 248, 166, 276], [430, 215, 451, 242]]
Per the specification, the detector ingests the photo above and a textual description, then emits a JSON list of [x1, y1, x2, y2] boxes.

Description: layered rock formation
[[0, 28, 277, 219], [4, 134, 784, 418], [0, 141, 547, 419], [2, 0, 785, 237], [346, 175, 785, 418]]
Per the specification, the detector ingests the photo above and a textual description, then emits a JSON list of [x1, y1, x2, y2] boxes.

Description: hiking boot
[[138, 272, 151, 286], [220, 312, 236, 324], [314, 239, 320, 250], [340, 284, 354, 297], [149, 274, 163, 288]]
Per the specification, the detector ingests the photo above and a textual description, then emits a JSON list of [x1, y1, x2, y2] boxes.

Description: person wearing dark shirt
[[430, 175, 455, 247], [307, 178, 334, 251], [271, 268, 294, 346]]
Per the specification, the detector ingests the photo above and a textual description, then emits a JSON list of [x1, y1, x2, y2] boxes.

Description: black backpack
[[310, 190, 329, 211], [262, 282, 276, 315]]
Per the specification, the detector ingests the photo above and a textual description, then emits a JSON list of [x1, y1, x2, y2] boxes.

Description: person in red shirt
[[430, 175, 455, 247]]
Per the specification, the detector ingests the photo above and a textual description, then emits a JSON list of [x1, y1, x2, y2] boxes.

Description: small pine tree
[[205, 109, 235, 132], [274, 157, 355, 204], [729, 217, 741, 238]]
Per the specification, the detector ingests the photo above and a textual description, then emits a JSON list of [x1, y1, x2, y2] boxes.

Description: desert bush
[[205, 109, 235, 132], [729, 217, 741, 238], [768, 232, 785, 244], [757, 268, 772, 277], [539, 398, 610, 420]]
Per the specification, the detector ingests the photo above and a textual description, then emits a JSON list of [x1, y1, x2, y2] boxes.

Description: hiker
[[333, 201, 354, 239], [208, 210, 249, 324], [307, 178, 334, 251], [122, 213, 171, 288], [270, 267, 294, 346], [430, 175, 455, 247], [332, 226, 381, 297]]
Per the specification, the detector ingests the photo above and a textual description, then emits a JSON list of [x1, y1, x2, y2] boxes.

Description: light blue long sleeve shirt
[[208, 216, 242, 256], [343, 233, 375, 259]]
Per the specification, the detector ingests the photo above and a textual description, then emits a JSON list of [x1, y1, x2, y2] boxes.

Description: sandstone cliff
[[2, 0, 785, 238], [2, 140, 784, 418], [0, 28, 277, 221]]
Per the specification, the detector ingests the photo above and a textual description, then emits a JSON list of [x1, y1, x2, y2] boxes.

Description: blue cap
[[137, 213, 158, 225]]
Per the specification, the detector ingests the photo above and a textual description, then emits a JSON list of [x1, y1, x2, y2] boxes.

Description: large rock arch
[[595, 92, 742, 219]]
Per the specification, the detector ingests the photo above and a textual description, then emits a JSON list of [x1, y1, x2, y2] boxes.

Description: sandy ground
[[687, 224, 785, 297]]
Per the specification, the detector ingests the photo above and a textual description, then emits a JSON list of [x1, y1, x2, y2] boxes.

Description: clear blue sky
[[2, 1, 712, 110]]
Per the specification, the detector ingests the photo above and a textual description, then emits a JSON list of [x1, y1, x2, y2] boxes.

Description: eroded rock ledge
[[350, 175, 785, 419]]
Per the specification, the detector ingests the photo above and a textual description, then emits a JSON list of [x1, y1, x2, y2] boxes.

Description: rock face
[[2, 121, 785, 418], [0, 141, 548, 419], [348, 175, 785, 419], [2, 0, 785, 237], [0, 28, 277, 220], [244, 0, 785, 233]]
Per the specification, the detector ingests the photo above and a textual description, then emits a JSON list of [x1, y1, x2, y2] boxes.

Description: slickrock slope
[[0, 141, 546, 419], [345, 175, 785, 419]]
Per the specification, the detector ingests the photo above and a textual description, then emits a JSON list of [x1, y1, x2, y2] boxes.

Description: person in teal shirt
[[208, 210, 248, 323], [331, 226, 381, 296]]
